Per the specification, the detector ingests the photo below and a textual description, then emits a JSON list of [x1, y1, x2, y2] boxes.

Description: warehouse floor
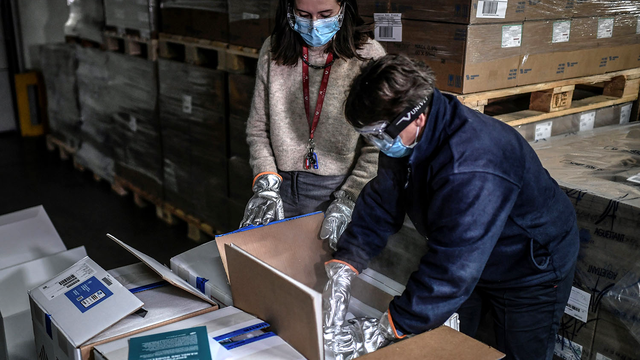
[[0, 132, 208, 270]]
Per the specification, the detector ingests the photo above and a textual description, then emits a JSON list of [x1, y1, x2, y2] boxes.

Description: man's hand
[[328, 311, 404, 360], [320, 190, 355, 250], [323, 261, 358, 342]]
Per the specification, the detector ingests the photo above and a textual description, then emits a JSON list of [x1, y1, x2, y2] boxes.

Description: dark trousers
[[279, 171, 347, 218], [458, 266, 575, 360]]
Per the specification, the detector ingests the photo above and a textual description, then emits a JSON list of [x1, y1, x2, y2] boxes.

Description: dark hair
[[270, 0, 374, 66], [344, 54, 436, 128]]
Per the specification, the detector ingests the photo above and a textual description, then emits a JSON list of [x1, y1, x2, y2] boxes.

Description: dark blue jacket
[[334, 89, 579, 335]]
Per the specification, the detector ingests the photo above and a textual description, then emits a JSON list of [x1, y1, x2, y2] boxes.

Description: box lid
[[0, 205, 66, 270], [28, 257, 144, 347]]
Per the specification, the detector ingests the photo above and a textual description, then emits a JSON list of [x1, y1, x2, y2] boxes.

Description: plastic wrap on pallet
[[65, 0, 105, 43], [107, 53, 162, 191], [228, 0, 271, 22], [526, 0, 640, 20], [158, 59, 228, 228], [76, 47, 115, 181], [160, 0, 227, 12], [39, 43, 82, 149], [604, 266, 640, 345], [104, 0, 158, 38]]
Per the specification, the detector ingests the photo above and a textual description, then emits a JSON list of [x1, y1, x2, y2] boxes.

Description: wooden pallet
[[104, 25, 156, 41], [64, 36, 104, 50], [158, 34, 259, 74], [158, 203, 221, 242], [454, 68, 640, 127], [104, 31, 158, 61], [45, 134, 76, 160]]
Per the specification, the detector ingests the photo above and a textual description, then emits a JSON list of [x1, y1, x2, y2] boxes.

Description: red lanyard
[[302, 46, 334, 170]]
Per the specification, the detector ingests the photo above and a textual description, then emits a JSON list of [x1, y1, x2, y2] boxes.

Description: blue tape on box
[[64, 276, 113, 313], [213, 322, 270, 342], [222, 332, 277, 350], [196, 277, 209, 293], [128, 280, 169, 294]]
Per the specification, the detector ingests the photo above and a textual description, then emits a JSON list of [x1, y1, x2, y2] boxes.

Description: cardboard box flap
[[107, 234, 217, 306], [360, 326, 504, 359], [28, 257, 144, 347], [0, 205, 67, 270], [226, 243, 323, 360]]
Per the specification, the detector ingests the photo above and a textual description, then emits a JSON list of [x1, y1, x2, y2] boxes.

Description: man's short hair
[[344, 54, 436, 128]]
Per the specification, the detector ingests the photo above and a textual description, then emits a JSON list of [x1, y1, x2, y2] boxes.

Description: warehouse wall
[[0, 7, 16, 132], [18, 0, 68, 69]]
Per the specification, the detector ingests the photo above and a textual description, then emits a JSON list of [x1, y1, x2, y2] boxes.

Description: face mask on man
[[380, 126, 421, 158], [288, 4, 345, 47]]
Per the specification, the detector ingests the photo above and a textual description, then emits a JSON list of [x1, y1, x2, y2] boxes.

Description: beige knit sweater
[[246, 36, 386, 198]]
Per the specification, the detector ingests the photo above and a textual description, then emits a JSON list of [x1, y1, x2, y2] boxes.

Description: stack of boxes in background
[[160, 0, 229, 42], [361, 0, 640, 93], [103, 0, 159, 39]]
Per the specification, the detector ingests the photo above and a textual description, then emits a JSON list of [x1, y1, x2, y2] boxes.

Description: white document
[[564, 286, 591, 323], [502, 25, 522, 48]]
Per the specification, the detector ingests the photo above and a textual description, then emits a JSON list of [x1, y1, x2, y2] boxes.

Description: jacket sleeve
[[246, 38, 278, 176], [333, 154, 407, 273], [389, 171, 521, 335]]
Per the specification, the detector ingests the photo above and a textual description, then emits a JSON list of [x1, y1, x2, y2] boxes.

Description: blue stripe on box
[[45, 314, 52, 339], [213, 322, 270, 342], [222, 332, 277, 350], [128, 280, 169, 294], [215, 212, 323, 238]]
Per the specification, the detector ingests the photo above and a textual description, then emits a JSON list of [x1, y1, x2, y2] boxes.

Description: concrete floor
[[0, 131, 209, 270]]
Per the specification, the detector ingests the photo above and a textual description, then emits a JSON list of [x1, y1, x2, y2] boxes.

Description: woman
[[240, 0, 385, 248]]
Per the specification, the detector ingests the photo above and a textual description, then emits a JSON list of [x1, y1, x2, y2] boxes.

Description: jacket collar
[[409, 88, 451, 164]]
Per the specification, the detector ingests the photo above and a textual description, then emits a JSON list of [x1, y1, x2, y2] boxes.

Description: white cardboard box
[[29, 239, 220, 360], [93, 306, 305, 360], [0, 247, 87, 360], [0, 205, 67, 270]]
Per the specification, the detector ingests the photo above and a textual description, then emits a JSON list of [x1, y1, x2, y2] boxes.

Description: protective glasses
[[354, 96, 431, 150], [287, 3, 345, 35]]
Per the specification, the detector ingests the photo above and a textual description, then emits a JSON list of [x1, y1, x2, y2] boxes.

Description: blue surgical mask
[[288, 6, 345, 47], [381, 126, 421, 158]]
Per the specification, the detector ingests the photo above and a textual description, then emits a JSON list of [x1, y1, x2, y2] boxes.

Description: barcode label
[[502, 24, 522, 48], [80, 290, 106, 308], [374, 13, 402, 42], [102, 276, 113, 286], [59, 274, 79, 289], [40, 262, 96, 300], [535, 121, 552, 141], [476, 0, 508, 19], [579, 111, 595, 132], [597, 18, 614, 39], [564, 286, 591, 323]]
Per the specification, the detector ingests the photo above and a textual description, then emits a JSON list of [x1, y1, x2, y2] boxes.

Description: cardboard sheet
[[0, 205, 66, 270], [226, 244, 323, 360], [360, 326, 504, 359], [107, 234, 217, 306]]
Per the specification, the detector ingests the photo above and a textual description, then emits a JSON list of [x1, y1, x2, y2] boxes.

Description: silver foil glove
[[323, 261, 358, 343], [320, 190, 356, 250], [239, 172, 285, 228], [329, 311, 402, 360]]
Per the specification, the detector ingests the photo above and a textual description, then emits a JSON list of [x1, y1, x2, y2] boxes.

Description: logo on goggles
[[395, 97, 429, 126]]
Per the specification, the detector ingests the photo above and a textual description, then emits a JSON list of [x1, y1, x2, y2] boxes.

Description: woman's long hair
[[270, 0, 374, 66]]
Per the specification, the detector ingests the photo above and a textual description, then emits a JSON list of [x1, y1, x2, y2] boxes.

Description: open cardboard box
[[217, 213, 504, 360]]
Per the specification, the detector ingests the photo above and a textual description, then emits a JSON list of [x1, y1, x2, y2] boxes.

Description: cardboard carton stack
[[158, 59, 230, 231], [532, 123, 640, 360], [160, 0, 229, 42], [228, 0, 278, 49], [365, 0, 640, 93], [103, 0, 159, 39]]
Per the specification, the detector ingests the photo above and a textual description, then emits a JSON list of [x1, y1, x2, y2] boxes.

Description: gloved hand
[[239, 172, 285, 228], [323, 260, 358, 343], [320, 190, 356, 250], [328, 311, 405, 360]]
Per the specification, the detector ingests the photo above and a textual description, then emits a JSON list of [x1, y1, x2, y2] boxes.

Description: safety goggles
[[354, 96, 431, 150], [287, 3, 345, 35]]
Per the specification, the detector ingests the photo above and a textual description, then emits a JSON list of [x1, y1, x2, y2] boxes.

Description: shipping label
[[242, 13, 260, 20], [182, 95, 193, 114], [553, 21, 571, 43], [64, 276, 113, 313], [374, 13, 402, 42], [502, 25, 522, 48], [39, 262, 96, 300], [620, 103, 632, 124], [535, 121, 552, 141], [554, 336, 583, 360], [476, 0, 508, 19], [564, 287, 591, 323], [579, 111, 595, 132], [597, 18, 614, 39]]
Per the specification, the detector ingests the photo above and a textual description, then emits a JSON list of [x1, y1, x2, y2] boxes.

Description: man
[[322, 55, 579, 360]]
